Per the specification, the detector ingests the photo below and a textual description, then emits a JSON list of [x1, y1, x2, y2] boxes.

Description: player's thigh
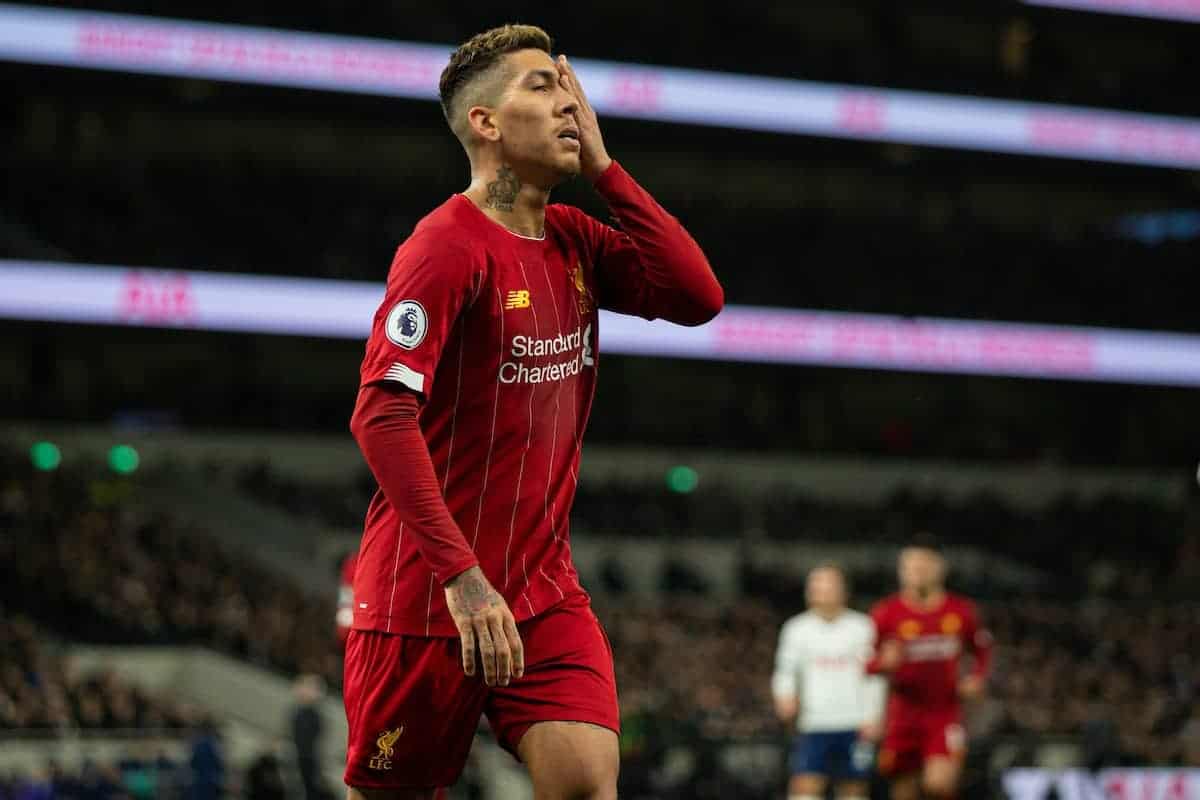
[[486, 594, 619, 757], [882, 718, 924, 800], [518, 720, 618, 800], [343, 630, 485, 792], [789, 731, 833, 790], [920, 716, 966, 796], [922, 755, 964, 797], [789, 772, 827, 796], [831, 732, 873, 798], [878, 722, 923, 781]]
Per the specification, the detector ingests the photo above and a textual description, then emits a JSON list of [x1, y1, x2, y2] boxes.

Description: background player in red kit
[[869, 536, 993, 800], [336, 548, 357, 647], [343, 24, 723, 800]]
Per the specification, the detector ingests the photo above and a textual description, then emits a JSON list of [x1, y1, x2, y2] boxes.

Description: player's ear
[[467, 105, 501, 143]]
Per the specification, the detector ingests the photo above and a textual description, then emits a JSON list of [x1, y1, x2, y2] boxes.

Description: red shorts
[[878, 706, 966, 776], [342, 592, 619, 790]]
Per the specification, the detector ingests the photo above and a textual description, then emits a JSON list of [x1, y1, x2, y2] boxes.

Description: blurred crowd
[[985, 593, 1200, 769], [0, 609, 189, 732], [0, 757, 174, 800], [234, 460, 373, 534], [0, 601, 245, 799], [0, 460, 343, 689], [579, 481, 1191, 579], [0, 736, 285, 800]]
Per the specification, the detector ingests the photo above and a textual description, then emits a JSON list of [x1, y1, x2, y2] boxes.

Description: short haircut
[[809, 561, 846, 579], [907, 531, 944, 555], [808, 561, 849, 589], [438, 24, 554, 144]]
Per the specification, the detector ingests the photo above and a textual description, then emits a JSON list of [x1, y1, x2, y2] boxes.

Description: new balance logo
[[505, 290, 530, 310]]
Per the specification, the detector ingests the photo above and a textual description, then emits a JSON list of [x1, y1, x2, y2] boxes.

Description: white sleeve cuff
[[383, 362, 425, 394]]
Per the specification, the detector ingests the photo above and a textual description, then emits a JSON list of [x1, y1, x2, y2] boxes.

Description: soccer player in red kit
[[869, 536, 993, 800], [342, 24, 723, 800]]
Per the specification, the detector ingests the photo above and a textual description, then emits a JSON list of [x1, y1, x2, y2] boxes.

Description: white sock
[[789, 795, 821, 800]]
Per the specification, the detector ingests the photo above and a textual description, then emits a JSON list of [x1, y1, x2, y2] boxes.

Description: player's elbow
[[677, 278, 725, 326], [348, 390, 379, 452], [695, 280, 725, 324], [773, 696, 798, 725]]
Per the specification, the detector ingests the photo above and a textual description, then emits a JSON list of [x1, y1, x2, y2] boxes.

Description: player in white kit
[[772, 564, 886, 800]]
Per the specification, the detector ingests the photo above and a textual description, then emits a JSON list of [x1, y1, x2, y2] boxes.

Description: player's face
[[899, 547, 945, 593], [806, 568, 846, 612], [493, 49, 581, 185]]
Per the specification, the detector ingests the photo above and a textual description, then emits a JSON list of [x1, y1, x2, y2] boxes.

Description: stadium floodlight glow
[[665, 466, 700, 494], [3, 259, 1200, 388], [108, 444, 140, 475], [30, 441, 62, 471], [1022, 0, 1200, 23], [0, 4, 1199, 169]]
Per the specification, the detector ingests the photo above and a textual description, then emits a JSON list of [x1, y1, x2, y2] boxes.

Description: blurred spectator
[[289, 675, 330, 800], [244, 748, 287, 800], [0, 608, 186, 733], [186, 718, 225, 800], [8, 767, 52, 800]]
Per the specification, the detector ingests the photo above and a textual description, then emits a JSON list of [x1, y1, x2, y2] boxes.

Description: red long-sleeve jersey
[[870, 592, 993, 710], [350, 161, 722, 637]]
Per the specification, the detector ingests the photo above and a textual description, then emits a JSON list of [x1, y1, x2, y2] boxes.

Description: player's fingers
[[570, 63, 593, 110], [488, 615, 512, 686], [559, 55, 589, 109], [503, 614, 525, 679], [459, 625, 476, 677], [474, 618, 497, 686], [560, 56, 580, 92]]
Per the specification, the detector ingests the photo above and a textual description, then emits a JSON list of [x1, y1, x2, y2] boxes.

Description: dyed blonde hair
[[438, 24, 554, 144]]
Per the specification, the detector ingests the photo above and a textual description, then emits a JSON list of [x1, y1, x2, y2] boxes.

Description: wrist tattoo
[[485, 165, 520, 212]]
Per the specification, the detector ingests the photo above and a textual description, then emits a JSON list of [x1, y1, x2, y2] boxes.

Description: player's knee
[[788, 772, 824, 797], [921, 774, 959, 798], [534, 755, 617, 800], [561, 761, 617, 800]]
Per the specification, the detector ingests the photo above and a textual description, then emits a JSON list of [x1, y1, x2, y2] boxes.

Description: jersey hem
[[351, 587, 588, 638]]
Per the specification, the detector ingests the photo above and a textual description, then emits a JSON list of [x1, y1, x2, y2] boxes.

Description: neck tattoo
[[485, 165, 520, 212]]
